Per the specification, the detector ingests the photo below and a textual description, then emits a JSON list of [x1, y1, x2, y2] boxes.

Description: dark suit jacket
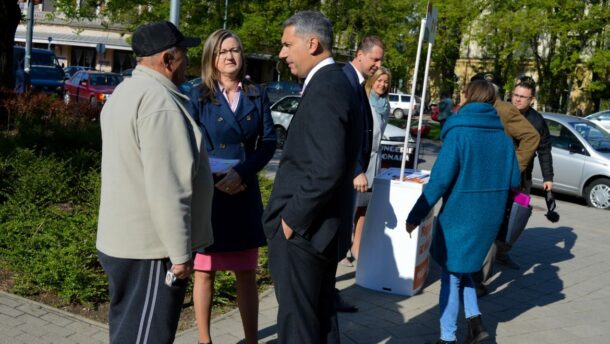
[[342, 63, 373, 177], [262, 63, 362, 254], [189, 82, 276, 252]]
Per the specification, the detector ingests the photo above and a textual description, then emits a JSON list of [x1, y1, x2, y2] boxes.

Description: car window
[[401, 95, 411, 103], [570, 121, 610, 152], [272, 97, 300, 114], [89, 74, 123, 86], [389, 94, 398, 102], [70, 72, 82, 84], [546, 119, 580, 150]]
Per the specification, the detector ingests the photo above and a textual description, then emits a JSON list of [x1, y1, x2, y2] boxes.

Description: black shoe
[[465, 315, 489, 344], [496, 254, 520, 270], [475, 283, 488, 298], [435, 340, 457, 344], [334, 289, 358, 313]]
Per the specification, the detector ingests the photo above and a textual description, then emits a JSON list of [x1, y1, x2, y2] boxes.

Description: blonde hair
[[365, 66, 392, 97], [200, 29, 252, 102]]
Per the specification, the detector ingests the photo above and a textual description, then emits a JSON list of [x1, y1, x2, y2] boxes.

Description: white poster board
[[355, 168, 435, 296]]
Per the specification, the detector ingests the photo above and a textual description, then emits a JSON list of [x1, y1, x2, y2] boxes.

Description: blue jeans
[[439, 268, 481, 341]]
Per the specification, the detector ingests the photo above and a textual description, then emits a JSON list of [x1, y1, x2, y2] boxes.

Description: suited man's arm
[[495, 100, 540, 172], [280, 89, 350, 238]]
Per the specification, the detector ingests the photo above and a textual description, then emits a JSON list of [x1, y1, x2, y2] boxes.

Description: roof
[[15, 27, 131, 51]]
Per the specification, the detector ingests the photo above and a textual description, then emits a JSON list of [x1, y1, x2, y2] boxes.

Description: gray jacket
[[97, 66, 214, 264]]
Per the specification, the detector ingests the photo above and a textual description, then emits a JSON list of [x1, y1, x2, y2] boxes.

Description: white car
[[388, 93, 421, 119], [585, 110, 610, 133], [270, 95, 416, 164]]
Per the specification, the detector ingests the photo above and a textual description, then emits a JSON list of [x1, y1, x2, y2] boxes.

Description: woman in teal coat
[[406, 80, 520, 344]]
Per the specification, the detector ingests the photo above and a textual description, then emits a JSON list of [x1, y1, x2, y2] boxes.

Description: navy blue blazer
[[342, 63, 373, 177], [189, 82, 277, 252]]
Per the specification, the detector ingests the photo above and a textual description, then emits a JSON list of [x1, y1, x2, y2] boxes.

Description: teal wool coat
[[407, 102, 521, 273]]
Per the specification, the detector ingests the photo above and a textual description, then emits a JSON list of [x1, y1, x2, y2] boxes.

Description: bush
[[0, 91, 275, 309]]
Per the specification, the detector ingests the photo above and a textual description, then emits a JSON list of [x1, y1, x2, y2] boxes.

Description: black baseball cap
[[132, 21, 201, 57]]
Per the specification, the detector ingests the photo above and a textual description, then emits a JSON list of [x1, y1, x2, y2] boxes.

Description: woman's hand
[[215, 168, 245, 195]]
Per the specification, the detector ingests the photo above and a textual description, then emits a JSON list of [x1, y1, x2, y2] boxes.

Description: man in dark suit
[[262, 11, 363, 344], [336, 36, 385, 313]]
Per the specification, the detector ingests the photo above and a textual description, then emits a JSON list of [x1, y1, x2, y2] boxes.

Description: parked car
[[585, 110, 610, 133], [63, 66, 92, 79], [13, 46, 64, 96], [179, 77, 203, 94], [270, 95, 416, 165], [531, 113, 610, 209], [263, 81, 302, 103], [120, 68, 134, 78], [63, 71, 123, 106], [388, 93, 421, 119]]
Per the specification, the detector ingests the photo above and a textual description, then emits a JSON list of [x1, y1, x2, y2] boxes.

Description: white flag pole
[[399, 18, 427, 182], [414, 41, 433, 170]]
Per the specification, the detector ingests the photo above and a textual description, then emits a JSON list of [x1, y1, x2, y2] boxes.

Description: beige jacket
[[495, 100, 540, 172], [97, 66, 213, 264]]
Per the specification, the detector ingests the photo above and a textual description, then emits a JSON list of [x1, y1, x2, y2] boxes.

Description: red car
[[63, 71, 123, 106]]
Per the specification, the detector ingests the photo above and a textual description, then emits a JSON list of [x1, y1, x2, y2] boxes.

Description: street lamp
[[47, 36, 52, 51]]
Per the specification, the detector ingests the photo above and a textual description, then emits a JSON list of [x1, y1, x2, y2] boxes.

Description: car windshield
[[89, 74, 122, 86], [271, 97, 300, 114], [570, 121, 610, 152]]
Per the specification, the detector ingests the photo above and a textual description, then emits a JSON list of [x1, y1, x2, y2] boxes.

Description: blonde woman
[[351, 67, 392, 259], [188, 29, 276, 344]]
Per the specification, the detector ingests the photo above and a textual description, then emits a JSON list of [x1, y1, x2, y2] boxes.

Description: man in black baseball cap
[[132, 21, 201, 57], [97, 20, 214, 344]]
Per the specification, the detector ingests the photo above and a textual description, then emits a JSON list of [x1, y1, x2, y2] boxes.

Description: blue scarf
[[369, 92, 390, 118]]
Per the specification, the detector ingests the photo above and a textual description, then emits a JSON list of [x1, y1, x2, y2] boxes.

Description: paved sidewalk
[[2, 140, 610, 343]]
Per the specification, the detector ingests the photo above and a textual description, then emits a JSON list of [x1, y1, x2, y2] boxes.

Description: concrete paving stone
[[0, 303, 25, 317], [90, 329, 110, 342], [13, 332, 46, 344], [41, 311, 76, 327], [0, 312, 26, 327], [68, 332, 108, 344], [343, 327, 392, 344], [16, 312, 50, 328], [0, 322, 23, 337], [65, 321, 107, 336], [16, 302, 49, 317], [42, 322, 77, 337], [0, 294, 22, 308], [384, 322, 438, 338]]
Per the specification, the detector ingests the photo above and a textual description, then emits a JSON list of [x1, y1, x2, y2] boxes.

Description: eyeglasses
[[512, 93, 532, 101], [217, 48, 241, 57]]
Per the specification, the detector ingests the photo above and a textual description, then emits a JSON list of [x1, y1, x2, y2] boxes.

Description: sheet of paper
[[208, 157, 240, 174]]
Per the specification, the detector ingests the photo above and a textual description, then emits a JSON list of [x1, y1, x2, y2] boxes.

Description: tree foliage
[[52, 0, 610, 111]]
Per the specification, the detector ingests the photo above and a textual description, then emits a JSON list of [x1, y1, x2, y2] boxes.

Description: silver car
[[585, 110, 610, 133], [531, 113, 610, 209]]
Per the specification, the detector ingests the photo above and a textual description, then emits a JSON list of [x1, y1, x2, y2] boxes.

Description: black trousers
[[98, 251, 188, 344], [268, 231, 340, 344]]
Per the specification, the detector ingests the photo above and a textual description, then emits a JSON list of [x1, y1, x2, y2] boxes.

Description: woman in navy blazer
[[188, 29, 276, 344]]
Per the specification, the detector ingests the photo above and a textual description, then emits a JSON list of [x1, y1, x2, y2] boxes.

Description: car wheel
[[275, 126, 287, 149], [585, 178, 610, 209], [63, 92, 70, 105], [393, 109, 404, 119]]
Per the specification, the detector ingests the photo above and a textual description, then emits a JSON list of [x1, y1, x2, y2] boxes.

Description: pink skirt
[[194, 248, 258, 272]]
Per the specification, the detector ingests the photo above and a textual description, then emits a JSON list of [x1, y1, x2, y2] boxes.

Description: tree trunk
[[0, 1, 22, 92]]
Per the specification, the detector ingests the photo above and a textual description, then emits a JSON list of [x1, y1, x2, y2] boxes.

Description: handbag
[[504, 191, 533, 245]]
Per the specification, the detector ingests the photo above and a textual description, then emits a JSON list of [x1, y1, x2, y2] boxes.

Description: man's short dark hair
[[283, 11, 333, 52], [515, 76, 536, 97], [356, 36, 385, 54]]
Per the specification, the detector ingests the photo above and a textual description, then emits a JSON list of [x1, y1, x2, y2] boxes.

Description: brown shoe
[[465, 315, 489, 344]]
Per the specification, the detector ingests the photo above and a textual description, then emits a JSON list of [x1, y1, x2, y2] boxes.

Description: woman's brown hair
[[199, 29, 253, 102], [463, 80, 496, 105]]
